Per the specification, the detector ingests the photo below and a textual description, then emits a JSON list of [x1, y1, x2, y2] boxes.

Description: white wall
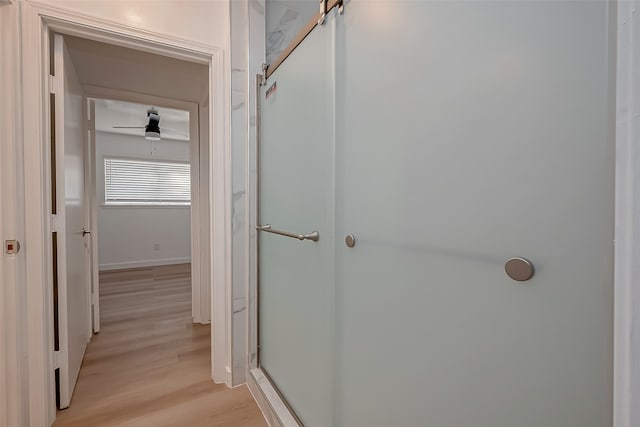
[[0, 3, 29, 426], [41, 0, 230, 49], [95, 131, 191, 270]]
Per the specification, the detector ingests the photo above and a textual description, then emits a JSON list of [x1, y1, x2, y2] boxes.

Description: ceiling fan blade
[[112, 126, 145, 129], [160, 127, 188, 137]]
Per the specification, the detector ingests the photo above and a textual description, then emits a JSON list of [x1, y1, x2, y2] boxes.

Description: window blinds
[[104, 157, 191, 206]]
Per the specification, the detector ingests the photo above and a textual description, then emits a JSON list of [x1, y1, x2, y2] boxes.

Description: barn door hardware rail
[[318, 0, 328, 25], [264, 0, 345, 80]]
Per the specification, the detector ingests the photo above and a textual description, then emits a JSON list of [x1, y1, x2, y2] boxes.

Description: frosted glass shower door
[[258, 11, 335, 427], [334, 2, 614, 427]]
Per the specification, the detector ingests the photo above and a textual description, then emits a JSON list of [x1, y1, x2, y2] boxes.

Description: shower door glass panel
[[334, 2, 614, 427], [258, 12, 335, 427]]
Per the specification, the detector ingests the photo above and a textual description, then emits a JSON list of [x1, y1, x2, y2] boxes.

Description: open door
[[51, 34, 91, 409], [86, 99, 100, 333]]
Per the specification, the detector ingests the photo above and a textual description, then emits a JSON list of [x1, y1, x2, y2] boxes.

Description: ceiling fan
[[112, 107, 187, 141]]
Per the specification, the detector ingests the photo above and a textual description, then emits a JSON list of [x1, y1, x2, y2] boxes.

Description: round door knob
[[505, 257, 534, 281], [345, 234, 356, 248]]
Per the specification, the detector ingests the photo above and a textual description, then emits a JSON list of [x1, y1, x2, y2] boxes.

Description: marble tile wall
[[266, 0, 317, 64], [232, 0, 314, 387], [229, 0, 265, 386], [230, 0, 338, 389], [244, 0, 329, 379], [230, 0, 249, 386]]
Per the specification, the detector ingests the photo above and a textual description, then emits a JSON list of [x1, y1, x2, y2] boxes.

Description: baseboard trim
[[98, 257, 191, 271], [246, 368, 301, 427]]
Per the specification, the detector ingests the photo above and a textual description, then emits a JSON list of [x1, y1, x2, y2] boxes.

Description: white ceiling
[[94, 99, 190, 141], [64, 35, 208, 104]]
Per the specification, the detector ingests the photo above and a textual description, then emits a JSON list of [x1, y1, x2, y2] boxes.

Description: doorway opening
[[15, 5, 236, 424], [45, 33, 246, 423]]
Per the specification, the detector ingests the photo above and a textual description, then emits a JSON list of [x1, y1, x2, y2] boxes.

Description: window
[[104, 157, 191, 206]]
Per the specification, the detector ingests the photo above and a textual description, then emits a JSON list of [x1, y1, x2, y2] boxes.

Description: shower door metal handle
[[257, 224, 320, 242], [504, 257, 534, 281]]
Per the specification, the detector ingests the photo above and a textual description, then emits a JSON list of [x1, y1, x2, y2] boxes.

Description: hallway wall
[[0, 4, 28, 426], [95, 131, 191, 270], [42, 0, 229, 48]]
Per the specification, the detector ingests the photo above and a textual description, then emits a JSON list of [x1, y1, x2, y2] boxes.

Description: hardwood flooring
[[53, 263, 267, 427]]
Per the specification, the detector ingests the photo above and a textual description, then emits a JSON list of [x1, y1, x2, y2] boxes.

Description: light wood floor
[[54, 263, 267, 427]]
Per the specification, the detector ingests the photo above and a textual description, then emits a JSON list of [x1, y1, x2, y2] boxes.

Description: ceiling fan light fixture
[[145, 109, 161, 141], [144, 130, 160, 141]]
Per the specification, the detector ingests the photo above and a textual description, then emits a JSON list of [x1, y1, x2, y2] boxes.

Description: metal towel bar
[[256, 224, 319, 242]]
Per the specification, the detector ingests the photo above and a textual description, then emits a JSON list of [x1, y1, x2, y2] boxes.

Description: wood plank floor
[[53, 263, 267, 427]]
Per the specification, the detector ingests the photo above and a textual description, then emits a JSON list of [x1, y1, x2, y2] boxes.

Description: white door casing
[[52, 34, 91, 409]]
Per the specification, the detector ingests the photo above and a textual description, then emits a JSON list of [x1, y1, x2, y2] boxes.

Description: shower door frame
[[246, 2, 342, 426], [245, 2, 636, 427]]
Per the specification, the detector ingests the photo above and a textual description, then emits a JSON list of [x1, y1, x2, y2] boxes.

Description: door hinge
[[50, 214, 58, 232], [48, 75, 60, 94], [53, 350, 61, 369]]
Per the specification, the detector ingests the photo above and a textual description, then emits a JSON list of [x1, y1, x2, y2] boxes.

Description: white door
[[87, 99, 100, 333], [52, 34, 91, 409]]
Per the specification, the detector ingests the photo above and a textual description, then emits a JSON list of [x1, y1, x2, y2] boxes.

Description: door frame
[[14, 2, 233, 425], [82, 86, 208, 326], [1, 4, 27, 427]]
